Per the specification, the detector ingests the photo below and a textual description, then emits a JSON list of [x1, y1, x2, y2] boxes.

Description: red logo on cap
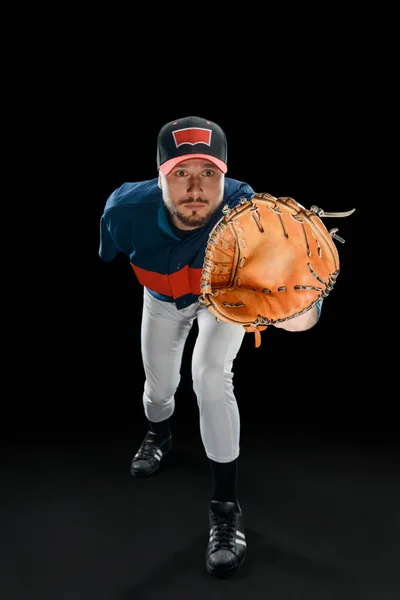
[[172, 128, 212, 148]]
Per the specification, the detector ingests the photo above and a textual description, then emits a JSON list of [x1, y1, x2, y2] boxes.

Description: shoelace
[[211, 514, 237, 549], [136, 439, 160, 460]]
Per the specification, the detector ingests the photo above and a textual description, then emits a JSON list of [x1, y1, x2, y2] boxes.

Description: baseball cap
[[157, 116, 228, 175]]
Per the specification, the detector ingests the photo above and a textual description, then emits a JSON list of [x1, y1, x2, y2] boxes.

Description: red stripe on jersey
[[189, 267, 202, 295], [131, 264, 203, 298], [131, 265, 172, 295]]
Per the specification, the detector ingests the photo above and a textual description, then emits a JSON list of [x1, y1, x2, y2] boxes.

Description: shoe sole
[[131, 466, 159, 477]]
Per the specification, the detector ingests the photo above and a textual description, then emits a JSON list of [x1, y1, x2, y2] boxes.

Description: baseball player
[[98, 116, 322, 578]]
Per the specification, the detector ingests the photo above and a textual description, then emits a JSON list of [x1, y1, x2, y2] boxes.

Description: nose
[[187, 176, 203, 198]]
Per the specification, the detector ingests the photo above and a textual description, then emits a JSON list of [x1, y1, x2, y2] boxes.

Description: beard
[[165, 199, 221, 229]]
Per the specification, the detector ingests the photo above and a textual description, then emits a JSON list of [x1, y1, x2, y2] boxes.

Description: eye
[[203, 170, 214, 177], [175, 170, 186, 177]]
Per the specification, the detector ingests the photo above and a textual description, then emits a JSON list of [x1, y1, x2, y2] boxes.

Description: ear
[[158, 173, 162, 189]]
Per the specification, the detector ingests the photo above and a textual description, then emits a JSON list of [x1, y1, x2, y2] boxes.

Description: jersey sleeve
[[225, 180, 256, 207], [99, 213, 121, 262]]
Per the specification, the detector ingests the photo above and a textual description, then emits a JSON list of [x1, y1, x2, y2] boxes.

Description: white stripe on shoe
[[134, 449, 163, 460], [208, 527, 246, 546]]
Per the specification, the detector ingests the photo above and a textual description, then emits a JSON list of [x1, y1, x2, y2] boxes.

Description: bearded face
[[159, 159, 225, 231]]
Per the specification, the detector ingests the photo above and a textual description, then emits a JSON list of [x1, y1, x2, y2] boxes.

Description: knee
[[192, 362, 230, 399], [143, 381, 177, 406]]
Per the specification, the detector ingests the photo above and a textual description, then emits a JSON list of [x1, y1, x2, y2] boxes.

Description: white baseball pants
[[140, 287, 245, 462]]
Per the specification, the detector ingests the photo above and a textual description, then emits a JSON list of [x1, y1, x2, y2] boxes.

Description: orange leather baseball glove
[[199, 193, 355, 348]]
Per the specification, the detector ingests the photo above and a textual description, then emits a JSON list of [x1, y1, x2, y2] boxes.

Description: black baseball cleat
[[130, 431, 172, 477], [206, 500, 247, 578]]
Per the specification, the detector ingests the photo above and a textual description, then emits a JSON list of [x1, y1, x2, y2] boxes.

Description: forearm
[[273, 304, 320, 332]]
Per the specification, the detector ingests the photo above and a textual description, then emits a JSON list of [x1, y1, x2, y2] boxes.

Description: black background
[[4, 42, 396, 599]]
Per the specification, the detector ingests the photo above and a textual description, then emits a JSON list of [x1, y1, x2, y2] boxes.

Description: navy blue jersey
[[99, 177, 255, 309]]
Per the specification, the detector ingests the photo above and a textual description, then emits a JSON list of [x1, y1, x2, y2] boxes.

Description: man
[[98, 116, 321, 578]]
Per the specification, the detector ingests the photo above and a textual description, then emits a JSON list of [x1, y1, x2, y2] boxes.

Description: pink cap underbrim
[[159, 154, 227, 176]]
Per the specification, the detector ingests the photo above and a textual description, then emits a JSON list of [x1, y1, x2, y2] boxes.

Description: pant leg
[[191, 306, 245, 462], [141, 288, 197, 423]]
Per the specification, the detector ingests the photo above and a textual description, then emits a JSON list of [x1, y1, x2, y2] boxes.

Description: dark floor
[[2, 419, 399, 600]]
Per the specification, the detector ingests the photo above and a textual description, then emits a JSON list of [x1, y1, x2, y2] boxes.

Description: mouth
[[182, 203, 207, 210]]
